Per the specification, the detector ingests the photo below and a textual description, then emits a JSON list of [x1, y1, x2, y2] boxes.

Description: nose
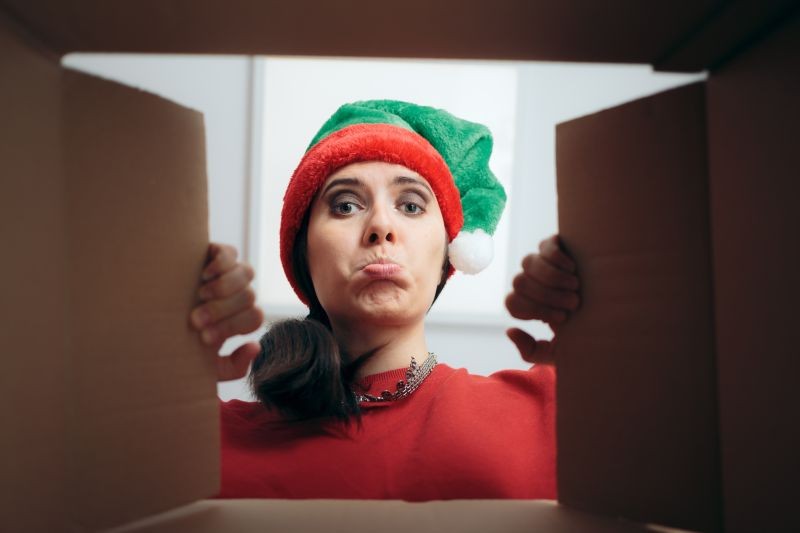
[[363, 204, 395, 246]]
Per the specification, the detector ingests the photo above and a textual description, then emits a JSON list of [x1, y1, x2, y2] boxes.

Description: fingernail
[[201, 329, 216, 345], [192, 308, 210, 329]]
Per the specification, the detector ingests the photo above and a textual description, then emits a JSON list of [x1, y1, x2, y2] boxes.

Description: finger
[[506, 328, 554, 365], [204, 242, 221, 263], [522, 253, 579, 291], [191, 288, 257, 330], [201, 306, 264, 346], [198, 263, 255, 301], [217, 341, 260, 382], [512, 272, 580, 312], [202, 243, 239, 281], [505, 292, 568, 324], [538, 235, 577, 273]]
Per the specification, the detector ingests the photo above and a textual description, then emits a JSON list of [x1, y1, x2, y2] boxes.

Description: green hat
[[281, 99, 507, 305]]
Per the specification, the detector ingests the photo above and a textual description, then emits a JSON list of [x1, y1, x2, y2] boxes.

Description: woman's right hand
[[190, 242, 264, 382], [505, 234, 580, 365]]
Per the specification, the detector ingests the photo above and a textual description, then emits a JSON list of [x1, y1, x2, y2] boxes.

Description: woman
[[189, 100, 580, 500]]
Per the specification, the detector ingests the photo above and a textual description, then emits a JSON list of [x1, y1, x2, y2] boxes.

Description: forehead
[[323, 161, 427, 186]]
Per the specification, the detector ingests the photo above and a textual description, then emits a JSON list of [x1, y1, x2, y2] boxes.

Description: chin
[[354, 287, 421, 325], [321, 282, 433, 327]]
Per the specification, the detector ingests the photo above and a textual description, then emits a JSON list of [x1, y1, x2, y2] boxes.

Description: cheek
[[305, 218, 330, 286], [410, 225, 448, 286], [306, 221, 353, 291]]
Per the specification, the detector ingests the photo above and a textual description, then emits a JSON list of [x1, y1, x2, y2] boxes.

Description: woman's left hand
[[505, 234, 580, 365], [189, 243, 264, 382]]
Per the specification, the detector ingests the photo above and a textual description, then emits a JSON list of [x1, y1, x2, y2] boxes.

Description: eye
[[332, 201, 361, 216], [401, 202, 424, 215], [398, 189, 428, 216]]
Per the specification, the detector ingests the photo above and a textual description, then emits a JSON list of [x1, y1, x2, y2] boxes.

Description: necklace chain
[[354, 352, 437, 403]]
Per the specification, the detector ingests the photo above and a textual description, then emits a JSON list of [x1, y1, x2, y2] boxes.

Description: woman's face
[[305, 161, 448, 328]]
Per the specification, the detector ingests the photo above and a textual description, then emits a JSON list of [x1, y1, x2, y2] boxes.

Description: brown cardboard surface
[[654, 0, 798, 72], [62, 69, 219, 531], [555, 83, 721, 532], [1, 0, 720, 64], [108, 499, 699, 533], [3, 1, 798, 532], [706, 13, 800, 533], [2, 12, 221, 530], [0, 14, 67, 533]]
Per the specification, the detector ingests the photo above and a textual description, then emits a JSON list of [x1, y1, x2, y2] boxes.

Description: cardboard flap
[[62, 68, 218, 531], [555, 83, 721, 532], [0, 14, 67, 533], [3, 0, 718, 64], [707, 13, 800, 533], [655, 0, 798, 71], [109, 499, 699, 533]]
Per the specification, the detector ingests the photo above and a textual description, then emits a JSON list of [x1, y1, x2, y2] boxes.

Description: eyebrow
[[321, 175, 434, 197], [321, 177, 362, 196], [393, 175, 434, 196]]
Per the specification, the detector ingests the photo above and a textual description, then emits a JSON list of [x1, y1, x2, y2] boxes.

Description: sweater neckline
[[352, 362, 445, 410], [353, 366, 412, 393], [223, 364, 455, 425]]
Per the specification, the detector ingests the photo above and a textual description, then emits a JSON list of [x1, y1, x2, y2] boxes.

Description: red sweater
[[215, 363, 556, 500]]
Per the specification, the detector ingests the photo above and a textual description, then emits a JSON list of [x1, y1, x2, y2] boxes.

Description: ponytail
[[248, 316, 359, 421]]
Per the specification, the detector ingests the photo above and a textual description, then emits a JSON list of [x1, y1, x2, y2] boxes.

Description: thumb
[[217, 341, 260, 382], [506, 327, 554, 366]]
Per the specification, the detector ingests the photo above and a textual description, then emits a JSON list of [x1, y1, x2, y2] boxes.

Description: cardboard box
[[706, 13, 800, 532], [556, 82, 720, 532], [555, 13, 800, 533], [1, 12, 219, 532], [1, 1, 797, 532], [109, 499, 697, 533]]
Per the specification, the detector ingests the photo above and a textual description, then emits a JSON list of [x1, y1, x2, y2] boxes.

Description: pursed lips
[[359, 258, 402, 279]]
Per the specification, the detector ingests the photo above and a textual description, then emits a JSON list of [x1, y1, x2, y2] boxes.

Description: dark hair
[[249, 210, 449, 422]]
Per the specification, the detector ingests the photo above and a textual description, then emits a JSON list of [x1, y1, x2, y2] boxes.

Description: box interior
[[2, 2, 797, 532]]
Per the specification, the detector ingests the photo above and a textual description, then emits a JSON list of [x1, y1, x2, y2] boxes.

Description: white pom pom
[[448, 229, 494, 274]]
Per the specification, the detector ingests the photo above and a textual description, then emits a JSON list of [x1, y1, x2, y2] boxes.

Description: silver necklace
[[354, 352, 438, 403]]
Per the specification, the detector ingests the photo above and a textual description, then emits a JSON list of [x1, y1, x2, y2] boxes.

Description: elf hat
[[280, 99, 506, 306]]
